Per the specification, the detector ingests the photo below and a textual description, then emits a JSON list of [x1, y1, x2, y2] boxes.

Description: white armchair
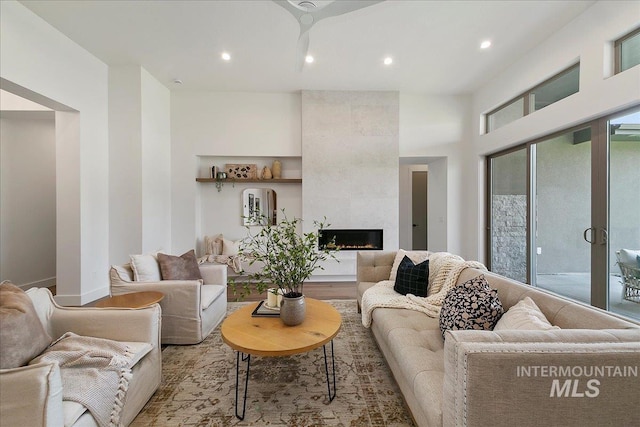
[[617, 249, 640, 303], [0, 287, 161, 427], [110, 263, 227, 344]]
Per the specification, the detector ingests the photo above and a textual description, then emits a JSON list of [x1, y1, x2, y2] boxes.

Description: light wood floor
[[227, 281, 357, 302], [50, 282, 357, 305]]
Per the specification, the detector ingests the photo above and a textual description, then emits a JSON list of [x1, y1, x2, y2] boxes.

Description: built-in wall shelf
[[196, 178, 302, 184], [196, 177, 302, 192]]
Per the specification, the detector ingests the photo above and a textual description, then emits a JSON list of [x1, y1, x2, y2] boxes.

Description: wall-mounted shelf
[[196, 177, 302, 192], [196, 178, 301, 184]]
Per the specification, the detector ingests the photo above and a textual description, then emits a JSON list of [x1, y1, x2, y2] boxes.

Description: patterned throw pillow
[[394, 256, 429, 297], [439, 274, 504, 338]]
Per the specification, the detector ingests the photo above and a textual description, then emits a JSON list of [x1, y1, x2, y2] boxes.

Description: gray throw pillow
[[0, 281, 52, 368], [157, 250, 203, 280], [439, 274, 504, 338]]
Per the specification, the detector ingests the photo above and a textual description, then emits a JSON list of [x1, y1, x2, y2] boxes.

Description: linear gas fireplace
[[318, 229, 383, 251]]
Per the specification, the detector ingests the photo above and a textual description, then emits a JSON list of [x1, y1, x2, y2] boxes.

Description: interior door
[[412, 171, 428, 250]]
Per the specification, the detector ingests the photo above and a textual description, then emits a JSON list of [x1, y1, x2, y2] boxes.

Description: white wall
[[1, 0, 110, 304], [196, 155, 302, 250], [171, 91, 301, 254], [109, 67, 172, 264], [174, 90, 466, 266], [469, 0, 640, 263], [141, 68, 172, 255], [0, 113, 56, 288], [109, 67, 142, 263], [398, 93, 471, 256]]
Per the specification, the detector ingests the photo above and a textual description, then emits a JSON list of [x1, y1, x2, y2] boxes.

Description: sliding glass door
[[488, 106, 640, 320], [489, 148, 527, 283], [608, 110, 640, 319], [531, 127, 592, 305]]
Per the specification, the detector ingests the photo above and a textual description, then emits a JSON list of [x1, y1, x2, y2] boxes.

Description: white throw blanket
[[361, 252, 487, 327], [198, 254, 244, 273], [29, 332, 134, 427]]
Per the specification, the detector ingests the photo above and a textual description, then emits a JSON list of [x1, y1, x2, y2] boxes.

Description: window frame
[[614, 27, 640, 74], [485, 62, 580, 133]]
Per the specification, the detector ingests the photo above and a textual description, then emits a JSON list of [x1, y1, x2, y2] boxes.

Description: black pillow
[[394, 256, 429, 297], [439, 274, 504, 339]]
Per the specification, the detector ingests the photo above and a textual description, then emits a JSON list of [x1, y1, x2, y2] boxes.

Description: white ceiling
[[19, 0, 596, 94]]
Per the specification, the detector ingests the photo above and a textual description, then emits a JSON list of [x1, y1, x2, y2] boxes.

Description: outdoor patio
[[536, 273, 639, 320]]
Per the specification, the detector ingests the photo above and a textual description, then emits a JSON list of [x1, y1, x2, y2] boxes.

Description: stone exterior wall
[[491, 194, 527, 283]]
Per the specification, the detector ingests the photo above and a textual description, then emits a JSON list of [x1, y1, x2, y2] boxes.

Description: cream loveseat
[[357, 251, 640, 427], [110, 262, 227, 345], [0, 286, 161, 427]]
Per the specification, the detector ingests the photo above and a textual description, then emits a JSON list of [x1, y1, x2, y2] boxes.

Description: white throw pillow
[[619, 248, 640, 266], [494, 297, 560, 331], [222, 238, 240, 256], [389, 249, 432, 282], [130, 252, 161, 281], [204, 234, 224, 255]]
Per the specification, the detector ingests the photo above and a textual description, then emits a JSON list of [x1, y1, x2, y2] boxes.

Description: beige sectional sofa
[[357, 251, 640, 427]]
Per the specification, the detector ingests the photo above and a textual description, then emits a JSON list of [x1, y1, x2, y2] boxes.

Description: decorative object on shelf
[[242, 188, 276, 225], [272, 160, 282, 179], [230, 210, 338, 325], [211, 166, 218, 179], [215, 171, 228, 192], [226, 164, 257, 180], [261, 166, 272, 180]]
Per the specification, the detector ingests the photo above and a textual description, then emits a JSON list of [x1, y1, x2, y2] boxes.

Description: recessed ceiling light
[[305, 55, 314, 63], [384, 57, 393, 65], [221, 52, 231, 61], [480, 40, 492, 49], [173, 79, 183, 85]]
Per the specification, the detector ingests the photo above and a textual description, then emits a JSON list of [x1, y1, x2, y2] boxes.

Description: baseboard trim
[[15, 277, 56, 291], [54, 286, 109, 307]]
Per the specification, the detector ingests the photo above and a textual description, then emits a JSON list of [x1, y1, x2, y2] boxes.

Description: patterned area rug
[[131, 300, 415, 426]]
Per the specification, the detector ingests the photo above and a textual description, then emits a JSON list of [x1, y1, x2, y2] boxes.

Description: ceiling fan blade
[[314, 0, 385, 21], [273, 0, 317, 40], [295, 31, 311, 72], [272, 0, 306, 19]]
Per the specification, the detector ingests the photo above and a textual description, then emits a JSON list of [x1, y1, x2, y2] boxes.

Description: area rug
[[130, 300, 415, 426]]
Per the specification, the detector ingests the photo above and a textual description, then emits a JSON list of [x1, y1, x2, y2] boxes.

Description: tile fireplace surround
[[302, 90, 399, 279]]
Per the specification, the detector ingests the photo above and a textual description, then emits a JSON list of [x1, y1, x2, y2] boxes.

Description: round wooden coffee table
[[221, 298, 341, 420], [95, 291, 164, 308]]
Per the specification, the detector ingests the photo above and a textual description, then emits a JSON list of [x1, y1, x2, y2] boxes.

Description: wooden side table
[[221, 298, 341, 420], [95, 291, 164, 308]]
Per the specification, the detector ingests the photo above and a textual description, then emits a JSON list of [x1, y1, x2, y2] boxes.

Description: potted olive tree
[[232, 210, 338, 326]]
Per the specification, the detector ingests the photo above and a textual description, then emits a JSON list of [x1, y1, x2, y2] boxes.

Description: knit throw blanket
[[198, 254, 244, 273], [361, 252, 487, 327], [30, 332, 133, 427]]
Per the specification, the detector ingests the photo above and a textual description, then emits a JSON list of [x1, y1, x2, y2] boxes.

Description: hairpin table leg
[[235, 351, 251, 420], [323, 340, 336, 402]]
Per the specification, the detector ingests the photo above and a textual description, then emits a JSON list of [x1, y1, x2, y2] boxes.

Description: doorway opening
[[399, 157, 447, 252]]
